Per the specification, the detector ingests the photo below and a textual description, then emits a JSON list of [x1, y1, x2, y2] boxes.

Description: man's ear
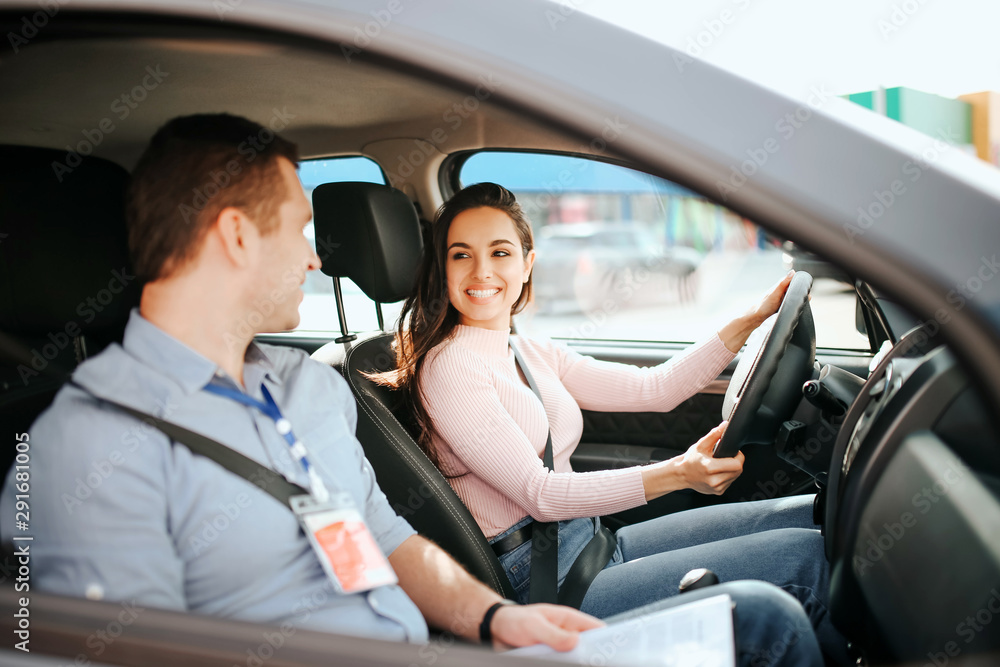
[[523, 248, 536, 283], [214, 206, 259, 268]]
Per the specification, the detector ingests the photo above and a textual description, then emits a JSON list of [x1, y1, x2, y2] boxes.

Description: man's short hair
[[126, 113, 299, 283]]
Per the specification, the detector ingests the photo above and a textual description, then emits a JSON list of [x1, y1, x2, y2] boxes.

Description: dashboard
[[819, 321, 1000, 662]]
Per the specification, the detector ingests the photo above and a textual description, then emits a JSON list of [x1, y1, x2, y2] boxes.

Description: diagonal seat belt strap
[[72, 382, 308, 508]]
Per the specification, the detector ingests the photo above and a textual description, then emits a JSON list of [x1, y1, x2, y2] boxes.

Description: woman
[[382, 182, 845, 661]]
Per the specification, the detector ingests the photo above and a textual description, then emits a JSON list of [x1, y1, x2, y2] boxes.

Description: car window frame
[[445, 148, 876, 353], [298, 154, 390, 188]]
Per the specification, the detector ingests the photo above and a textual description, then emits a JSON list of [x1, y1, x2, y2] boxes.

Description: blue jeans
[[491, 495, 846, 665]]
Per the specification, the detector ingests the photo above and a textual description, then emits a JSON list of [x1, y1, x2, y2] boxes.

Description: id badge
[[291, 493, 398, 594]]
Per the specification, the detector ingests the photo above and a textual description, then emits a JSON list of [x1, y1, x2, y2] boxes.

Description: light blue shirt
[[0, 310, 426, 643]]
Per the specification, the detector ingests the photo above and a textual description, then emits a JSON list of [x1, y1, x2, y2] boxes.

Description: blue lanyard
[[203, 382, 329, 501]]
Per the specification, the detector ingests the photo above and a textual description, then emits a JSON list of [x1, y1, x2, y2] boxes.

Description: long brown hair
[[382, 182, 535, 472]]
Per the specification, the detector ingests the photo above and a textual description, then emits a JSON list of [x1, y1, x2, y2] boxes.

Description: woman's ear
[[523, 248, 536, 283]]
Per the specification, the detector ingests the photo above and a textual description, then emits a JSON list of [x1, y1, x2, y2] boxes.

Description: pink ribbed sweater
[[419, 325, 737, 538]]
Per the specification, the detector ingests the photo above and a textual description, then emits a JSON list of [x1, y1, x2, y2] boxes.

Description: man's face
[[250, 157, 320, 333]]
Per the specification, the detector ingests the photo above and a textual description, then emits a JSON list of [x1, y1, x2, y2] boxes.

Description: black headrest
[[0, 145, 139, 338], [312, 182, 423, 303]]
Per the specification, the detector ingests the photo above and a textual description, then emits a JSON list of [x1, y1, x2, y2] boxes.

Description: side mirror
[[781, 242, 853, 286]]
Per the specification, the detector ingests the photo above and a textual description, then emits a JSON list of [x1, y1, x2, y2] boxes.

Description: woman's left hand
[[718, 271, 794, 353]]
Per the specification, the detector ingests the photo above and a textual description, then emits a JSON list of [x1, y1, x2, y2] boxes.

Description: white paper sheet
[[507, 593, 735, 667]]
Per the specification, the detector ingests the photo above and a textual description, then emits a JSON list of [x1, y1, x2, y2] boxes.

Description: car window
[[295, 156, 405, 333], [458, 151, 869, 350]]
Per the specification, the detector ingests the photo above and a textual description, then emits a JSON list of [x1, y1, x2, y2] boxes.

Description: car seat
[[309, 181, 517, 599], [0, 145, 140, 478]]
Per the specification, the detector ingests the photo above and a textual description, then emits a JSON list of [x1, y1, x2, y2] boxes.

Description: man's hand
[[389, 536, 603, 651], [490, 603, 605, 651]]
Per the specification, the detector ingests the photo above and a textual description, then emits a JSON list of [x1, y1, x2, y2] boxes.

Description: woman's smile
[[466, 286, 502, 300], [445, 206, 535, 330]]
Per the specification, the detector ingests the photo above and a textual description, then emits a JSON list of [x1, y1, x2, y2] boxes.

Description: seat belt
[[509, 340, 617, 609], [510, 339, 559, 605], [71, 381, 309, 508], [0, 336, 301, 508]]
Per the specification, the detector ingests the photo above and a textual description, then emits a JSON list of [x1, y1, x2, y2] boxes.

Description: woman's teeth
[[467, 288, 500, 298]]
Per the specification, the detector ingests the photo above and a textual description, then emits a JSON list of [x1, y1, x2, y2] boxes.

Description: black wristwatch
[[479, 599, 517, 644]]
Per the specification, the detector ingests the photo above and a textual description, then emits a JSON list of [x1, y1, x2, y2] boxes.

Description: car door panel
[[570, 442, 687, 472], [579, 393, 725, 453]]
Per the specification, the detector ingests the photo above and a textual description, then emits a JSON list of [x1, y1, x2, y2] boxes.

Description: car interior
[[1, 12, 999, 667]]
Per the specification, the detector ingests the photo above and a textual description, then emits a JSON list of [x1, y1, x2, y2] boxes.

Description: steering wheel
[[713, 271, 816, 458]]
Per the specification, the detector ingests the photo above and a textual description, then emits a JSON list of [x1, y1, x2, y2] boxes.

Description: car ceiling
[[0, 32, 590, 175]]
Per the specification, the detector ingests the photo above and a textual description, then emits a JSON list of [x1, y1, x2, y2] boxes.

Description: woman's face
[[445, 206, 535, 331]]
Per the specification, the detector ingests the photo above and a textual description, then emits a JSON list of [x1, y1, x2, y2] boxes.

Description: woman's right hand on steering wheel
[[640, 422, 745, 501]]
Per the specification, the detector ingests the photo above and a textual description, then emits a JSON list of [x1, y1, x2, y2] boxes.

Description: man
[[1, 114, 823, 665]]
